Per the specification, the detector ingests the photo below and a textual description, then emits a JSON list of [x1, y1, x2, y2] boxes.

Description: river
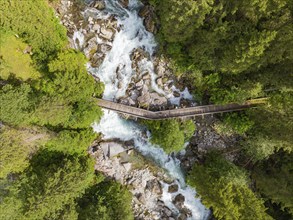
[[80, 0, 210, 219]]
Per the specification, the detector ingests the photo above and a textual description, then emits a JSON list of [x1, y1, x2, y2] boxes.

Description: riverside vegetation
[[0, 0, 292, 220], [0, 0, 133, 219], [145, 0, 293, 219]]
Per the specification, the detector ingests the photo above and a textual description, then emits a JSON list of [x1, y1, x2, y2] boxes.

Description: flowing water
[[81, 0, 210, 219]]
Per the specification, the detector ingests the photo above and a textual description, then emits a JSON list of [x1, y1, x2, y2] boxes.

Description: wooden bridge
[[96, 98, 267, 120]]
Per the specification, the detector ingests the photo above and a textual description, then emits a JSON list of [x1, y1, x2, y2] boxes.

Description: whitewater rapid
[[85, 0, 210, 219]]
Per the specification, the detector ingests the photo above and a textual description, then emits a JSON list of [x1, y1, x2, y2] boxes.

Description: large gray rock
[[173, 194, 185, 209], [100, 142, 109, 157], [145, 179, 162, 195], [150, 93, 167, 106], [100, 142, 126, 158], [137, 93, 151, 107]]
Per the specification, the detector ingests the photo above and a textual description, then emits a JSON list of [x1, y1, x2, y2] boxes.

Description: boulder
[[162, 206, 172, 217], [100, 26, 114, 40], [168, 184, 179, 193], [84, 37, 98, 58], [92, 0, 106, 10], [122, 162, 132, 172], [98, 44, 112, 54], [150, 93, 167, 106], [103, 142, 126, 157], [156, 77, 163, 87], [92, 23, 100, 32], [145, 179, 162, 195], [99, 142, 109, 157], [136, 193, 146, 204], [90, 53, 104, 68], [142, 72, 151, 80], [173, 194, 185, 209], [144, 16, 156, 33], [119, 0, 129, 8], [137, 93, 151, 107], [135, 79, 144, 90], [178, 213, 188, 220]]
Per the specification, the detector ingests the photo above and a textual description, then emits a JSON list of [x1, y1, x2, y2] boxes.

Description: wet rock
[[130, 89, 140, 101], [137, 93, 151, 107], [138, 5, 157, 33], [135, 79, 144, 90], [145, 179, 162, 195], [178, 213, 188, 220], [119, 0, 129, 8], [157, 200, 165, 208], [156, 77, 163, 87], [98, 44, 112, 54], [90, 53, 104, 68], [144, 17, 156, 33], [84, 37, 98, 58], [168, 184, 179, 193], [100, 26, 114, 40], [150, 93, 167, 106], [180, 99, 191, 108], [162, 206, 172, 217], [131, 48, 149, 62], [91, 0, 106, 10], [173, 194, 185, 209], [142, 72, 151, 80]]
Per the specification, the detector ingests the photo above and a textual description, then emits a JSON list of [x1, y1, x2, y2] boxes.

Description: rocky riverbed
[[52, 1, 234, 219]]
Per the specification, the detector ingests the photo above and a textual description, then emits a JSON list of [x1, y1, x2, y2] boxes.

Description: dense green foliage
[[214, 112, 254, 136], [149, 2, 293, 217], [0, 84, 33, 125], [46, 128, 97, 155], [77, 180, 134, 220], [142, 119, 196, 153], [0, 151, 97, 220], [0, 1, 134, 220], [149, 0, 293, 162], [187, 153, 272, 220], [252, 151, 293, 215], [0, 126, 49, 178]]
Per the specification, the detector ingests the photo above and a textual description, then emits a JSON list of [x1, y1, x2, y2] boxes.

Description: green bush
[[77, 180, 134, 220], [187, 153, 272, 220], [46, 128, 97, 155], [142, 119, 195, 153]]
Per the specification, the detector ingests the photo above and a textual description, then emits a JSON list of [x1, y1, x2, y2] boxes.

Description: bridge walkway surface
[[96, 98, 267, 120]]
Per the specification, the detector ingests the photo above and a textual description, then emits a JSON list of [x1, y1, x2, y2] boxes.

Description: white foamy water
[[87, 0, 209, 219], [93, 110, 209, 219], [86, 0, 164, 100]]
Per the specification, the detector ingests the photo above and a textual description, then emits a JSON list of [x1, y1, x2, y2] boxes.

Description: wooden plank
[[96, 98, 264, 120]]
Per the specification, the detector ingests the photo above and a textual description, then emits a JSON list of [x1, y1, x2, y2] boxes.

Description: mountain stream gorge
[[63, 0, 211, 219]]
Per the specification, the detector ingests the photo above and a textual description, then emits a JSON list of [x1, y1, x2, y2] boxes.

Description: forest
[[0, 0, 292, 219], [146, 0, 293, 219], [0, 0, 133, 219]]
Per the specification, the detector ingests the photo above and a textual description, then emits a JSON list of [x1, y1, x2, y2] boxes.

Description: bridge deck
[[96, 98, 266, 120]]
